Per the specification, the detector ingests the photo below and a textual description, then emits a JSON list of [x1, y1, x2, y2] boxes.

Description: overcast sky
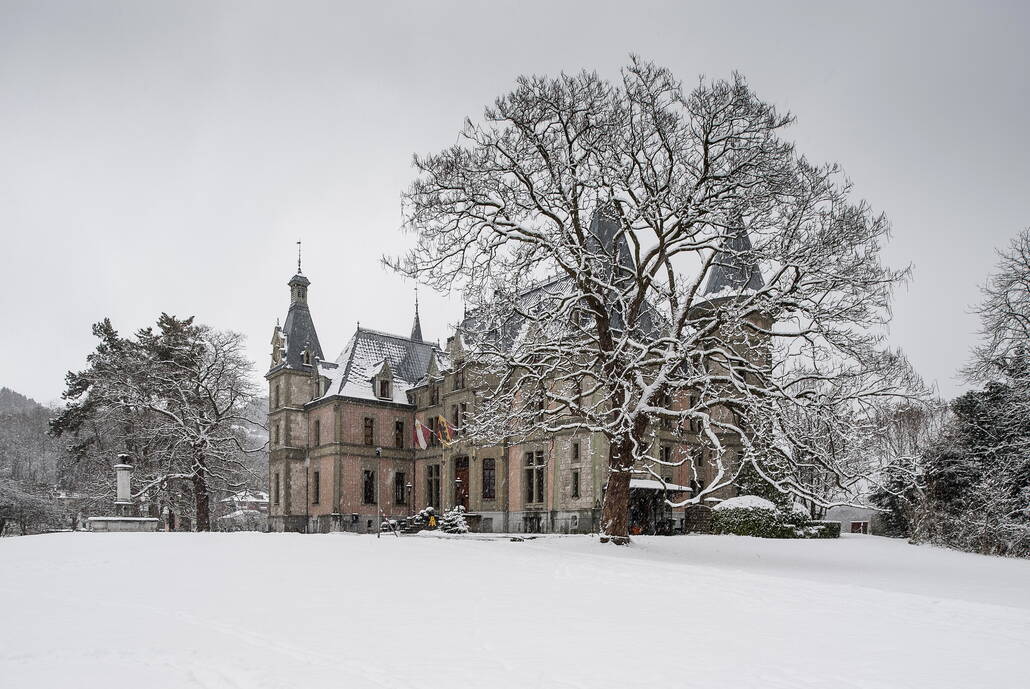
[[1, 0, 1027, 404]]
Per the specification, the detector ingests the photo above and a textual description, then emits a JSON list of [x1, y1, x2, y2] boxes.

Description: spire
[[410, 287, 423, 342], [288, 241, 310, 306], [273, 254, 322, 373], [702, 225, 765, 297]]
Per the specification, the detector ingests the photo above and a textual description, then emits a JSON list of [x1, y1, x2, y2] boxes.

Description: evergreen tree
[[439, 505, 469, 534]]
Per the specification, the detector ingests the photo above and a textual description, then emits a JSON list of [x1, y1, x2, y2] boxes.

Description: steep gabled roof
[[314, 327, 441, 405]]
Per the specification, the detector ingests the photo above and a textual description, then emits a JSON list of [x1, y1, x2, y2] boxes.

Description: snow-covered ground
[[1, 532, 1027, 689]]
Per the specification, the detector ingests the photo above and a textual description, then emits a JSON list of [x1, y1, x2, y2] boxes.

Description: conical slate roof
[[270, 272, 323, 373], [410, 304, 423, 343], [703, 228, 765, 296]]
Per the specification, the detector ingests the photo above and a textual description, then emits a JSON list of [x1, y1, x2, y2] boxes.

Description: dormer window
[[302, 350, 312, 366], [378, 378, 391, 399], [453, 360, 465, 390]]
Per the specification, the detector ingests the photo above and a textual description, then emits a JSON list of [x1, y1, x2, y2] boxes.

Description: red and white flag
[[413, 418, 430, 450]]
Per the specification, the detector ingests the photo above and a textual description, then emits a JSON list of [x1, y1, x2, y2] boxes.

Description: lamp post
[[454, 476, 463, 510], [375, 447, 382, 539], [406, 482, 413, 517]]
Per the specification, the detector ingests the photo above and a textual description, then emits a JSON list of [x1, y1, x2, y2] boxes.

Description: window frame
[[482, 457, 496, 500], [363, 417, 375, 446], [394, 471, 407, 505], [362, 470, 376, 505], [524, 450, 545, 505]]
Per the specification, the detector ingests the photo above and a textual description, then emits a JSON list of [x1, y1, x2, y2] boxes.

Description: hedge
[[710, 499, 841, 539]]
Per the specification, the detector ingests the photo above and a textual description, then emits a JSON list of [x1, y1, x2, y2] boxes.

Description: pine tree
[[439, 505, 469, 534]]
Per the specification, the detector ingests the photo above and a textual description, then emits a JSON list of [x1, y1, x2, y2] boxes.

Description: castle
[[267, 230, 763, 535]]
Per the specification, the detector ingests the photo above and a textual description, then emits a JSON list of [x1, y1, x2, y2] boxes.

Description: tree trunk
[[192, 469, 210, 533], [600, 441, 633, 545]]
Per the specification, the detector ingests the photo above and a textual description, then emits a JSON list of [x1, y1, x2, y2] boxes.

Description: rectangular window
[[426, 464, 441, 508], [273, 472, 280, 505], [688, 395, 702, 433], [378, 379, 390, 399], [312, 470, 320, 504], [430, 385, 440, 406], [454, 362, 465, 390], [661, 445, 672, 464], [394, 420, 404, 449], [482, 458, 496, 500], [274, 384, 281, 409], [274, 423, 281, 446], [459, 402, 468, 435], [571, 442, 580, 464], [363, 470, 376, 505], [314, 419, 321, 446], [395, 472, 407, 505], [451, 405, 460, 433], [429, 417, 438, 447], [571, 469, 581, 499], [524, 450, 545, 504], [363, 417, 374, 446]]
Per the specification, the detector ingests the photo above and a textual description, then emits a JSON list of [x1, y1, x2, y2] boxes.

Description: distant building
[[824, 506, 884, 535]]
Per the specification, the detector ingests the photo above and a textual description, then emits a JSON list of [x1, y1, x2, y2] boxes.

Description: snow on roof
[[269, 284, 324, 374], [629, 478, 693, 493], [702, 226, 765, 297], [219, 490, 269, 504], [314, 327, 443, 405], [713, 495, 777, 511], [217, 509, 267, 521]]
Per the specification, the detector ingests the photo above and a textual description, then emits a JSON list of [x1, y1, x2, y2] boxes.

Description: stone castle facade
[[267, 230, 765, 534]]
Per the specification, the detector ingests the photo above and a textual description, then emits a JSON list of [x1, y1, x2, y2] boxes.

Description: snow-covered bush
[[804, 521, 842, 538], [711, 495, 815, 538], [410, 506, 437, 530], [215, 509, 267, 532], [439, 505, 469, 534]]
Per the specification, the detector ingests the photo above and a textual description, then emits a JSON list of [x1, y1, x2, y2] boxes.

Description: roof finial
[[410, 285, 424, 343], [296, 240, 302, 274]]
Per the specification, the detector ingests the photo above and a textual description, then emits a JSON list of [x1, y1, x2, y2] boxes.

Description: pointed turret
[[272, 260, 323, 373], [410, 293, 423, 343], [703, 226, 764, 297]]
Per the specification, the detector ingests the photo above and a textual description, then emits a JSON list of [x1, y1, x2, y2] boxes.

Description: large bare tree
[[392, 58, 915, 543]]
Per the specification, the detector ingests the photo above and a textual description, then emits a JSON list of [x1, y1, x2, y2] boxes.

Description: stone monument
[[86, 454, 160, 532]]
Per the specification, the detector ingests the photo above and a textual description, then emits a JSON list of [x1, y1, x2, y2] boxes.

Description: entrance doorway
[[454, 456, 469, 509]]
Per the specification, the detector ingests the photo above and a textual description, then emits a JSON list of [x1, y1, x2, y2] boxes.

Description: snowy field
[[1, 532, 1027, 689]]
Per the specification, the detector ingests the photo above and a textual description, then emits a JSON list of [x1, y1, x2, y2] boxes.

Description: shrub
[[803, 520, 842, 539], [710, 496, 839, 539], [439, 505, 469, 534]]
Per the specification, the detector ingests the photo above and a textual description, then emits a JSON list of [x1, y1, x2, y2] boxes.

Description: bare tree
[[391, 58, 915, 543]]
